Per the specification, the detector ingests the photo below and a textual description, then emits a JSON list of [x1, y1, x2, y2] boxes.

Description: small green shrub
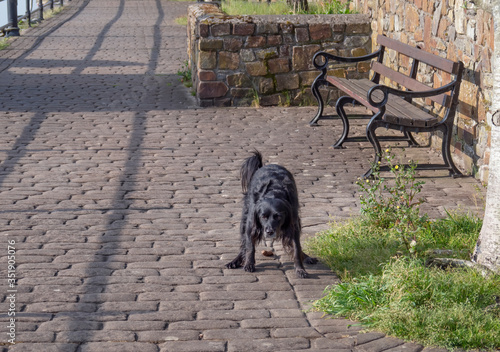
[[177, 60, 192, 88], [357, 148, 427, 254]]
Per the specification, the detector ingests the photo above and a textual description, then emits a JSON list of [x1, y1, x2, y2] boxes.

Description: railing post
[[6, 0, 20, 37], [38, 0, 44, 21], [26, 0, 32, 27], [50, 0, 54, 10]]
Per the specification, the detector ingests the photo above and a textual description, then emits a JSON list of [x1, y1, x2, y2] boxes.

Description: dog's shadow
[[256, 252, 326, 279]]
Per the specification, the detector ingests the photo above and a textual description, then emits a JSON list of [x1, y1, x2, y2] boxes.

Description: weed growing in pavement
[[177, 60, 192, 88], [356, 148, 427, 254], [0, 38, 9, 50], [250, 88, 260, 108]]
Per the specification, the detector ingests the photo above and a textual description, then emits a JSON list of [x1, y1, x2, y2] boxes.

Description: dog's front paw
[[243, 264, 255, 272], [304, 256, 318, 265], [296, 269, 308, 278], [225, 260, 242, 269]]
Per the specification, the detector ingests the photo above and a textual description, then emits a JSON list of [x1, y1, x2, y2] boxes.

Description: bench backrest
[[371, 35, 463, 108]]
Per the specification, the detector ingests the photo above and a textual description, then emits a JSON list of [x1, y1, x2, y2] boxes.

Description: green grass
[[306, 213, 500, 350], [221, 0, 353, 16], [175, 16, 187, 26], [222, 0, 292, 15], [0, 38, 9, 50]]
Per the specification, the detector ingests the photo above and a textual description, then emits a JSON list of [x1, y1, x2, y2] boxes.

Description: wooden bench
[[310, 34, 464, 178]]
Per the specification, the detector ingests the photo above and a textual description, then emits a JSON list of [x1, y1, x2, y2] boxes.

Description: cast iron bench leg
[[363, 115, 384, 178], [332, 96, 358, 149], [440, 124, 463, 178], [309, 76, 326, 126]]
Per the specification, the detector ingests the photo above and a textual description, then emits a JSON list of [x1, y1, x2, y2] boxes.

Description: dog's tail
[[240, 150, 263, 193]]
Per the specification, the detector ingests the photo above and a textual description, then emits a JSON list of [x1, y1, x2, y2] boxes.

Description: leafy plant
[[356, 148, 427, 254], [250, 88, 260, 107], [177, 60, 192, 87]]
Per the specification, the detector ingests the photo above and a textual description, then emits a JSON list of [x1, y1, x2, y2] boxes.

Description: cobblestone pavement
[[0, 0, 485, 351]]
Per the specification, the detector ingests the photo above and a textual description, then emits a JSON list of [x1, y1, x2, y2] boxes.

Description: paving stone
[[197, 309, 270, 320], [103, 321, 167, 331], [159, 340, 226, 352], [80, 342, 159, 352], [37, 320, 102, 331], [384, 343, 425, 352], [228, 337, 310, 351], [15, 331, 55, 343], [241, 318, 310, 329], [137, 330, 201, 342], [202, 328, 270, 340], [355, 337, 406, 352], [55, 330, 136, 343], [6, 343, 79, 352]]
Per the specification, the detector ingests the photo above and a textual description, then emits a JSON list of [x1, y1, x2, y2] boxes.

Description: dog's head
[[255, 197, 291, 240]]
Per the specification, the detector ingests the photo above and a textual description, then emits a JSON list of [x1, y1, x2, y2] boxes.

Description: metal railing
[[1, 0, 68, 37]]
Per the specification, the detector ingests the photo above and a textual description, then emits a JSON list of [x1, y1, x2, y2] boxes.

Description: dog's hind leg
[[302, 252, 318, 265]]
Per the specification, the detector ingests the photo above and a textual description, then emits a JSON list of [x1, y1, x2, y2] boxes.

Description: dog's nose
[[265, 229, 276, 238]]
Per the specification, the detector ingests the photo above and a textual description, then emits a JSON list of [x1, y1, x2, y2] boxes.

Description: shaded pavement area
[[0, 0, 485, 351]]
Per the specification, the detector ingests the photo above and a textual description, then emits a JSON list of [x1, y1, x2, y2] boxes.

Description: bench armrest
[[367, 80, 459, 108], [313, 50, 382, 71]]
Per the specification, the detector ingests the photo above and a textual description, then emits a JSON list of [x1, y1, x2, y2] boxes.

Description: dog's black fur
[[225, 151, 317, 278]]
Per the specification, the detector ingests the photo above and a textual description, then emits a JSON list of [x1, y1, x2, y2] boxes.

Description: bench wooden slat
[[384, 97, 438, 127], [376, 35, 460, 74], [326, 77, 377, 112], [326, 77, 439, 127], [371, 61, 452, 107]]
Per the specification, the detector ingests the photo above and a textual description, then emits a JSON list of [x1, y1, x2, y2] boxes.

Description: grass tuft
[[306, 213, 500, 350], [0, 38, 9, 50], [312, 258, 500, 350], [221, 0, 353, 16], [175, 16, 187, 26]]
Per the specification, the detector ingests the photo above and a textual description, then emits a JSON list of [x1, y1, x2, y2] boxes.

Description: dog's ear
[[280, 200, 294, 229], [279, 201, 298, 252], [248, 203, 263, 243]]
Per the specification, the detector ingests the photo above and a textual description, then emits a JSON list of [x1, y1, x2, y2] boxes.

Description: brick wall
[[350, 0, 494, 182], [187, 3, 371, 107]]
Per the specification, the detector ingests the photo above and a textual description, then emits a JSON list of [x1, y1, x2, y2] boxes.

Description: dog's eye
[[273, 214, 281, 220]]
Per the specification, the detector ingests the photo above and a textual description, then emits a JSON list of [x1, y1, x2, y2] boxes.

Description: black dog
[[225, 151, 317, 278]]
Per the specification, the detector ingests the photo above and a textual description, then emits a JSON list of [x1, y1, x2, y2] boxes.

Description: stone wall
[[350, 0, 494, 182], [187, 3, 371, 107]]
